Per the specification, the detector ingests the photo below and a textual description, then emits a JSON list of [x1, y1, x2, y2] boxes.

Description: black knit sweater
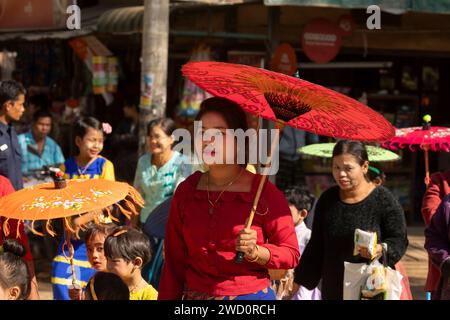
[[294, 186, 408, 300]]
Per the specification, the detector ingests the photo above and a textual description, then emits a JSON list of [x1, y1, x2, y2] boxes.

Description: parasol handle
[[424, 146, 430, 186], [65, 229, 77, 286], [235, 128, 280, 263]]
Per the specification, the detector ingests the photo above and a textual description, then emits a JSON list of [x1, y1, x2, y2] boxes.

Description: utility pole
[[263, 7, 280, 183], [138, 0, 170, 155]]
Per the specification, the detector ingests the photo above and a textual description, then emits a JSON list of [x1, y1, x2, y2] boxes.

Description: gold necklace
[[206, 168, 244, 215]]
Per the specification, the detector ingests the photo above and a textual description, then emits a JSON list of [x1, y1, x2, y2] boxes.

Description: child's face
[[147, 125, 174, 155], [87, 234, 107, 272], [107, 257, 135, 282], [76, 127, 104, 159]]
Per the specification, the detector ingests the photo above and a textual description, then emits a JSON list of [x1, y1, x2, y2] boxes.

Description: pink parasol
[[383, 115, 450, 185]]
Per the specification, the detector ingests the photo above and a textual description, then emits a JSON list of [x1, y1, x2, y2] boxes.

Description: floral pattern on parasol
[[0, 179, 143, 237], [383, 116, 450, 184], [387, 126, 450, 152], [0, 177, 144, 287]]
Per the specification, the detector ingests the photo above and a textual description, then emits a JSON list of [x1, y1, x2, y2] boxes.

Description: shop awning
[[97, 6, 144, 34], [263, 0, 450, 14]]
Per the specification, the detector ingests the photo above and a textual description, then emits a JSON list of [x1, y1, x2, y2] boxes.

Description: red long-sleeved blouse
[[158, 171, 300, 299]]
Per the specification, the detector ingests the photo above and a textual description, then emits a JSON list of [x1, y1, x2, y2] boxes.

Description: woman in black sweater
[[294, 140, 408, 300]]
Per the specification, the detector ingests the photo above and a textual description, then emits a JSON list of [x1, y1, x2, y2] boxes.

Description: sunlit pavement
[[401, 226, 428, 300]]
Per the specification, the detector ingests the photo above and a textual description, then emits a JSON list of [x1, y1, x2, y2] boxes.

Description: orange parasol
[[0, 171, 144, 286]]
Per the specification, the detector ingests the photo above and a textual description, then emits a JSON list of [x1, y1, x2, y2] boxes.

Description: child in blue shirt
[[52, 117, 115, 300]]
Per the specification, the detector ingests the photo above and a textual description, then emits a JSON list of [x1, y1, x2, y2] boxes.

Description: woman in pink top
[[158, 97, 299, 300]]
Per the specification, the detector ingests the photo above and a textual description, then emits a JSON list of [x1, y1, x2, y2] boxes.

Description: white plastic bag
[[343, 259, 403, 300]]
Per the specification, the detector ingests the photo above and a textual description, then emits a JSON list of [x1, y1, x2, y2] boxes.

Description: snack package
[[353, 229, 377, 259]]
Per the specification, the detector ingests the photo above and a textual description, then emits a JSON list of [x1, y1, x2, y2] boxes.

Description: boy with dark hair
[[104, 226, 158, 300], [271, 185, 321, 300]]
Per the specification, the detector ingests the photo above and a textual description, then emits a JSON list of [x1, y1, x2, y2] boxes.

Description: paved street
[[35, 226, 429, 300], [401, 226, 428, 300]]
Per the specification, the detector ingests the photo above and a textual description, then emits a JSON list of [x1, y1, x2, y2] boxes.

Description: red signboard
[[301, 18, 342, 64], [270, 43, 297, 75], [0, 0, 56, 30]]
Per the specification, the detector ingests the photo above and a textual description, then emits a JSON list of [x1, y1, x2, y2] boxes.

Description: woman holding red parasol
[[168, 61, 396, 300], [158, 97, 300, 300]]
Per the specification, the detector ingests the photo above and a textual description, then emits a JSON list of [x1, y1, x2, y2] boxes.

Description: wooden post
[[138, 0, 170, 155]]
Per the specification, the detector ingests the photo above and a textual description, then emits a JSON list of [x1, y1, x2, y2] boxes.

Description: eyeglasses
[[148, 135, 170, 141]]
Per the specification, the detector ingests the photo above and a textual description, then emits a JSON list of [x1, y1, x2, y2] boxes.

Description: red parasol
[[383, 115, 450, 185], [182, 61, 395, 142], [182, 61, 395, 262]]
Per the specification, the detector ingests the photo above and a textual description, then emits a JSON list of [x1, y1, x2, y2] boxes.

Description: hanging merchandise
[[107, 57, 118, 93], [92, 56, 107, 94], [69, 36, 115, 103], [140, 72, 154, 110], [0, 50, 16, 80], [177, 44, 212, 121]]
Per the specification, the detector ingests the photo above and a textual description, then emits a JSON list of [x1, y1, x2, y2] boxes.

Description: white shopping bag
[[343, 259, 403, 300]]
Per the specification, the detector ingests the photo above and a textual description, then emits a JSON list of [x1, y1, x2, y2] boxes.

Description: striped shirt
[[51, 240, 95, 300], [61, 156, 115, 181], [52, 156, 115, 300]]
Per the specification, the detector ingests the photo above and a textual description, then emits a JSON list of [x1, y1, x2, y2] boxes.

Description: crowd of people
[[0, 79, 449, 300]]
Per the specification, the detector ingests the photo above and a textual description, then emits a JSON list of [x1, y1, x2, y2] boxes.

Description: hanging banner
[[69, 36, 113, 72], [107, 57, 118, 93], [178, 44, 212, 118], [92, 56, 107, 94], [140, 73, 154, 110], [69, 36, 117, 99], [270, 43, 297, 75], [301, 18, 342, 64]]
